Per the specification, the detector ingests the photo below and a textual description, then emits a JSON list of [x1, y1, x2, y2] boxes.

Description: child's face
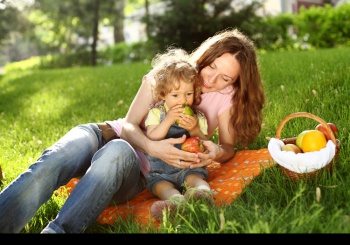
[[164, 80, 194, 109]]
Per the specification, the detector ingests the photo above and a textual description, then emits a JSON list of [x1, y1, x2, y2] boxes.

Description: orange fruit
[[301, 130, 327, 152], [296, 130, 311, 148]]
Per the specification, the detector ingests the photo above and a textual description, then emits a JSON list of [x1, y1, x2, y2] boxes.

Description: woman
[[0, 28, 264, 233], [123, 28, 264, 170]]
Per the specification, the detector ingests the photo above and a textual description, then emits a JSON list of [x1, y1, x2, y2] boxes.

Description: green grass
[[0, 47, 349, 233]]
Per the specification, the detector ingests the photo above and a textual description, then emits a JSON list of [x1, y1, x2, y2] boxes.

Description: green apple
[[184, 105, 194, 116], [281, 143, 302, 154], [175, 105, 194, 125], [296, 130, 311, 149]]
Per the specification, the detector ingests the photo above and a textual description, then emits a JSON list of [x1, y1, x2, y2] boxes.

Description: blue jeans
[[146, 154, 207, 193], [0, 123, 146, 233], [146, 124, 207, 193]]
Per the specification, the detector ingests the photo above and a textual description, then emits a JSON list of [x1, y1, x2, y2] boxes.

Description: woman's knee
[[93, 139, 139, 172], [102, 139, 134, 156]]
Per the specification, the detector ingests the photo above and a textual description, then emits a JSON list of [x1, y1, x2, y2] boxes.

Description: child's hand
[[178, 114, 198, 133], [164, 104, 186, 124]]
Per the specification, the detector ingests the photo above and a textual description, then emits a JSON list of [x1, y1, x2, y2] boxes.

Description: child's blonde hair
[[151, 48, 202, 106]]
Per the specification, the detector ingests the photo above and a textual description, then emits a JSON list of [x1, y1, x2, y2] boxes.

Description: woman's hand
[[148, 134, 201, 169], [149, 137, 235, 169], [188, 140, 220, 169]]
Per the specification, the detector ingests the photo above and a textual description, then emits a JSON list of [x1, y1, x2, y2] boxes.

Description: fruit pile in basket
[[281, 122, 338, 154], [268, 112, 341, 182]]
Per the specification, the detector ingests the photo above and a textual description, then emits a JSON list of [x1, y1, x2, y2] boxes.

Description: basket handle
[[275, 112, 336, 144]]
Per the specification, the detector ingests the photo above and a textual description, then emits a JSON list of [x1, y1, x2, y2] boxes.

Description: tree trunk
[[113, 0, 125, 43], [92, 0, 100, 66], [145, 0, 150, 40]]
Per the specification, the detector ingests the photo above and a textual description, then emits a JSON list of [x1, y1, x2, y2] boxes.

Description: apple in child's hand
[[281, 144, 302, 154], [175, 105, 194, 125], [183, 105, 194, 116], [315, 122, 338, 141], [181, 137, 205, 153]]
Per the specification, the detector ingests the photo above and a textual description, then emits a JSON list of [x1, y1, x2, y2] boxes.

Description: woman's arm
[[191, 107, 236, 168], [215, 107, 236, 162], [121, 75, 201, 167]]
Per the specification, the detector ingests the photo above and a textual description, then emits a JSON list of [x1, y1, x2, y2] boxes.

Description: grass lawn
[[0, 47, 349, 233]]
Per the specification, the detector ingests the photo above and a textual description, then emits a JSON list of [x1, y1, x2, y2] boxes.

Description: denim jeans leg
[[0, 123, 102, 233], [41, 139, 144, 233]]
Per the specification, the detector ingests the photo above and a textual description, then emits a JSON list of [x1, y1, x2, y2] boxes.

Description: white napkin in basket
[[268, 138, 336, 173]]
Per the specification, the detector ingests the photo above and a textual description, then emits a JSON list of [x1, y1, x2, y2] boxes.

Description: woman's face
[[200, 53, 240, 93]]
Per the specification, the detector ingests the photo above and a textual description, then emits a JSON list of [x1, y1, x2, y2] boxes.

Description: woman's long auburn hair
[[190, 28, 265, 148]]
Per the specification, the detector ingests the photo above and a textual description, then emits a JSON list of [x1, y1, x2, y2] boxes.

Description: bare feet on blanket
[[150, 195, 186, 221], [184, 188, 215, 205]]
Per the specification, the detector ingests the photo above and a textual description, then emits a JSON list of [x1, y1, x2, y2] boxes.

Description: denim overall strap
[[159, 110, 190, 149]]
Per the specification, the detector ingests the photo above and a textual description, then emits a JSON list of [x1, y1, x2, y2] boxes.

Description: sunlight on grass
[[1, 48, 350, 233]]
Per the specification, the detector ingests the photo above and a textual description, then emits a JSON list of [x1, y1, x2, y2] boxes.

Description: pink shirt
[[106, 71, 234, 177], [194, 89, 234, 137]]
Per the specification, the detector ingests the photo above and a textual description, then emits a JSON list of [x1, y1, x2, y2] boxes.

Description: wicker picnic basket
[[272, 112, 341, 182]]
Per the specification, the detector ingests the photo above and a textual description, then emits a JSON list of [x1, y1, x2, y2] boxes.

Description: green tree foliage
[[0, 2, 19, 44], [0, 0, 35, 64], [255, 13, 294, 50], [142, 0, 264, 52], [293, 3, 350, 48], [3, 1, 350, 69], [28, 0, 125, 65], [0, 1, 33, 44]]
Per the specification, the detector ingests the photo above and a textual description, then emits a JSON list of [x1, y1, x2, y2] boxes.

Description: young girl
[[144, 48, 213, 221]]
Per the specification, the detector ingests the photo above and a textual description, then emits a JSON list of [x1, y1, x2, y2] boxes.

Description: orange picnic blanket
[[56, 148, 274, 225]]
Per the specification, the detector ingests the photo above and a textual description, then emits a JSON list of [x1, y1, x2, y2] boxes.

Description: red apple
[[315, 122, 338, 141], [327, 123, 339, 137], [181, 137, 205, 153], [281, 144, 302, 154]]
